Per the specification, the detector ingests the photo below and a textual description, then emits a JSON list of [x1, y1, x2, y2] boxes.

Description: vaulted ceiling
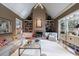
[[2, 3, 75, 19]]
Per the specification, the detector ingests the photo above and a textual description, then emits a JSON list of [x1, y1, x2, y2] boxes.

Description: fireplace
[[35, 32, 43, 37]]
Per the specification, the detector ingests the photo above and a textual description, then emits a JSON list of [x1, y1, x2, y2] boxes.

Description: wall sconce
[[36, 18, 42, 28]]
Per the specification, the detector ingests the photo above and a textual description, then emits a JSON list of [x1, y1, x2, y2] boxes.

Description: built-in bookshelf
[[45, 20, 53, 32], [22, 20, 33, 32]]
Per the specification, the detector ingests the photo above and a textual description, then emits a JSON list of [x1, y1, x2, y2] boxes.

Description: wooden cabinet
[[58, 10, 79, 55], [58, 11, 79, 44]]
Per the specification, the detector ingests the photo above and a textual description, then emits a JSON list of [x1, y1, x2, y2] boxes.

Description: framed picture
[[36, 19, 42, 28]]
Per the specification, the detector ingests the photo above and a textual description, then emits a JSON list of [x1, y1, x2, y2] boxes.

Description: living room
[[0, 3, 79, 56]]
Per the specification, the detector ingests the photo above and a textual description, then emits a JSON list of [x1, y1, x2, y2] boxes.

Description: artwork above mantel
[[36, 18, 42, 28]]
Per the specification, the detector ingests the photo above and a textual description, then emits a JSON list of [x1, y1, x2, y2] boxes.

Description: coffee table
[[18, 39, 41, 56]]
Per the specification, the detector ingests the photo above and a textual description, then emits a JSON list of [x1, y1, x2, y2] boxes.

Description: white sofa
[[45, 32, 57, 41]]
